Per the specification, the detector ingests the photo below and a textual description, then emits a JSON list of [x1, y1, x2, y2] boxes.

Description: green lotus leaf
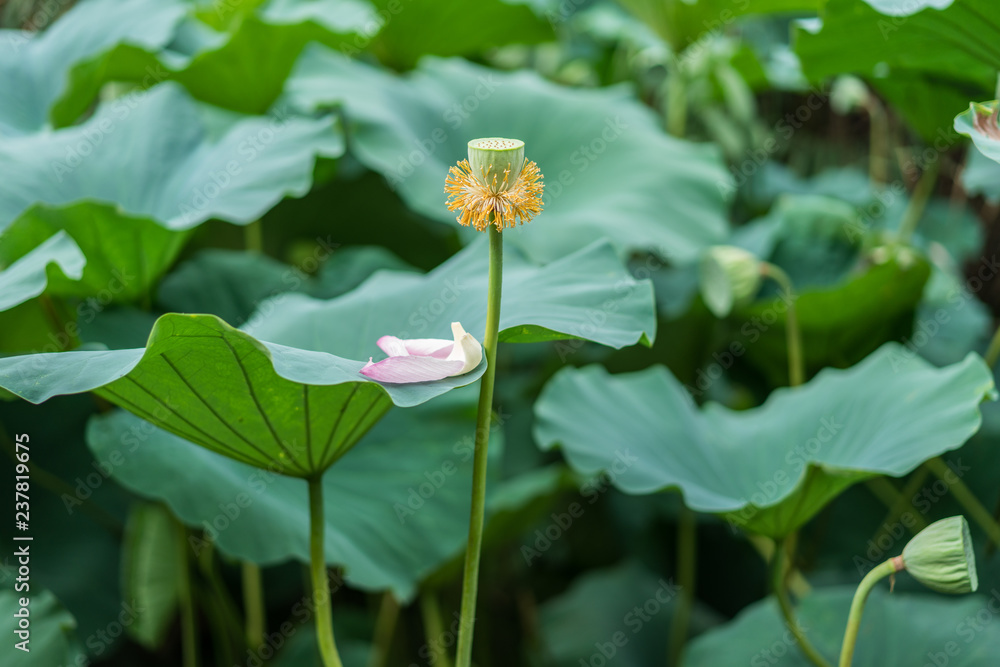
[[795, 0, 997, 139], [120, 503, 180, 650], [0, 81, 343, 233], [366, 0, 554, 69], [1, 203, 189, 305], [85, 389, 493, 600], [0, 313, 483, 476], [52, 0, 379, 122], [731, 256, 931, 384], [243, 238, 657, 354], [534, 343, 994, 537], [0, 230, 84, 312], [278, 45, 731, 263], [684, 587, 1000, 666], [0, 588, 84, 666], [0, 0, 186, 136]]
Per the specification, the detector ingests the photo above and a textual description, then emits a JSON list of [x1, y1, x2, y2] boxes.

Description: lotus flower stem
[[241, 562, 265, 649], [175, 518, 199, 667], [925, 457, 1000, 549], [308, 475, 344, 667], [367, 592, 401, 667], [771, 537, 833, 667], [245, 220, 263, 254], [455, 224, 503, 667], [761, 263, 804, 387], [984, 324, 1000, 368], [838, 557, 900, 667], [421, 592, 453, 667], [896, 160, 938, 245], [667, 505, 697, 666]]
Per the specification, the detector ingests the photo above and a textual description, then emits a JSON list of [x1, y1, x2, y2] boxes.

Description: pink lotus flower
[[360, 322, 483, 384]]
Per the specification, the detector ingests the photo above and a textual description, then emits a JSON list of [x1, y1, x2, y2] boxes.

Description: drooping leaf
[[534, 343, 994, 537], [85, 388, 497, 600], [684, 586, 1000, 666], [0, 0, 186, 135], [536, 560, 722, 667], [366, 0, 554, 69], [0, 204, 188, 304], [279, 45, 731, 263], [731, 255, 931, 383], [0, 230, 84, 312], [0, 82, 344, 233], [121, 503, 180, 649], [0, 588, 84, 666], [244, 238, 657, 356], [795, 0, 997, 139], [52, 0, 379, 121], [0, 313, 483, 476]]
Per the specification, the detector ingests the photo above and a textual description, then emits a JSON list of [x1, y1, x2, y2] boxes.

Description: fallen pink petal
[[360, 322, 483, 383]]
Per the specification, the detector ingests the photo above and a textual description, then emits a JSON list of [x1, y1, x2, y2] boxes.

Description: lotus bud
[[699, 245, 763, 317], [830, 75, 870, 115], [902, 516, 978, 594], [467, 138, 525, 193]]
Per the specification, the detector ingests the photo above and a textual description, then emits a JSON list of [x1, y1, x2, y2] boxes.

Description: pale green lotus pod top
[[467, 137, 525, 193], [698, 245, 763, 318], [902, 516, 978, 594]]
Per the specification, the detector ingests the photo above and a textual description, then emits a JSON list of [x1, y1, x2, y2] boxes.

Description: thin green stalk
[[762, 263, 804, 387], [897, 160, 939, 245], [420, 592, 453, 667], [875, 468, 930, 539], [863, 97, 889, 186], [667, 505, 696, 666], [665, 61, 688, 138], [308, 475, 344, 667], [367, 592, 401, 667], [839, 558, 900, 667], [771, 538, 833, 667], [242, 562, 265, 650], [984, 324, 1000, 368], [245, 220, 263, 254], [197, 537, 244, 656], [455, 225, 503, 667], [925, 457, 1000, 548], [175, 520, 199, 667]]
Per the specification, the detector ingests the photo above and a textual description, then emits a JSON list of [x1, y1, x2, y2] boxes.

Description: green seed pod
[[902, 516, 978, 594], [467, 138, 524, 193], [699, 245, 763, 317]]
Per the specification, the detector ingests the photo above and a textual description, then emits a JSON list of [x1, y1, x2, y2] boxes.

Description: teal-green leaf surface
[[534, 343, 994, 537], [279, 45, 731, 263]]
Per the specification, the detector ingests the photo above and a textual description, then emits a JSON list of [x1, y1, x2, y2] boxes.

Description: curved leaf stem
[[925, 456, 1000, 548], [771, 537, 832, 667], [367, 592, 400, 667], [667, 505, 696, 666], [241, 562, 265, 650], [245, 220, 263, 254], [175, 518, 199, 667], [761, 263, 804, 387], [421, 591, 453, 667], [308, 475, 344, 667], [838, 558, 900, 667], [455, 225, 503, 667]]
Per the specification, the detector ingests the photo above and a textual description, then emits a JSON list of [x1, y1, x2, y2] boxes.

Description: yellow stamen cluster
[[444, 159, 544, 232]]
